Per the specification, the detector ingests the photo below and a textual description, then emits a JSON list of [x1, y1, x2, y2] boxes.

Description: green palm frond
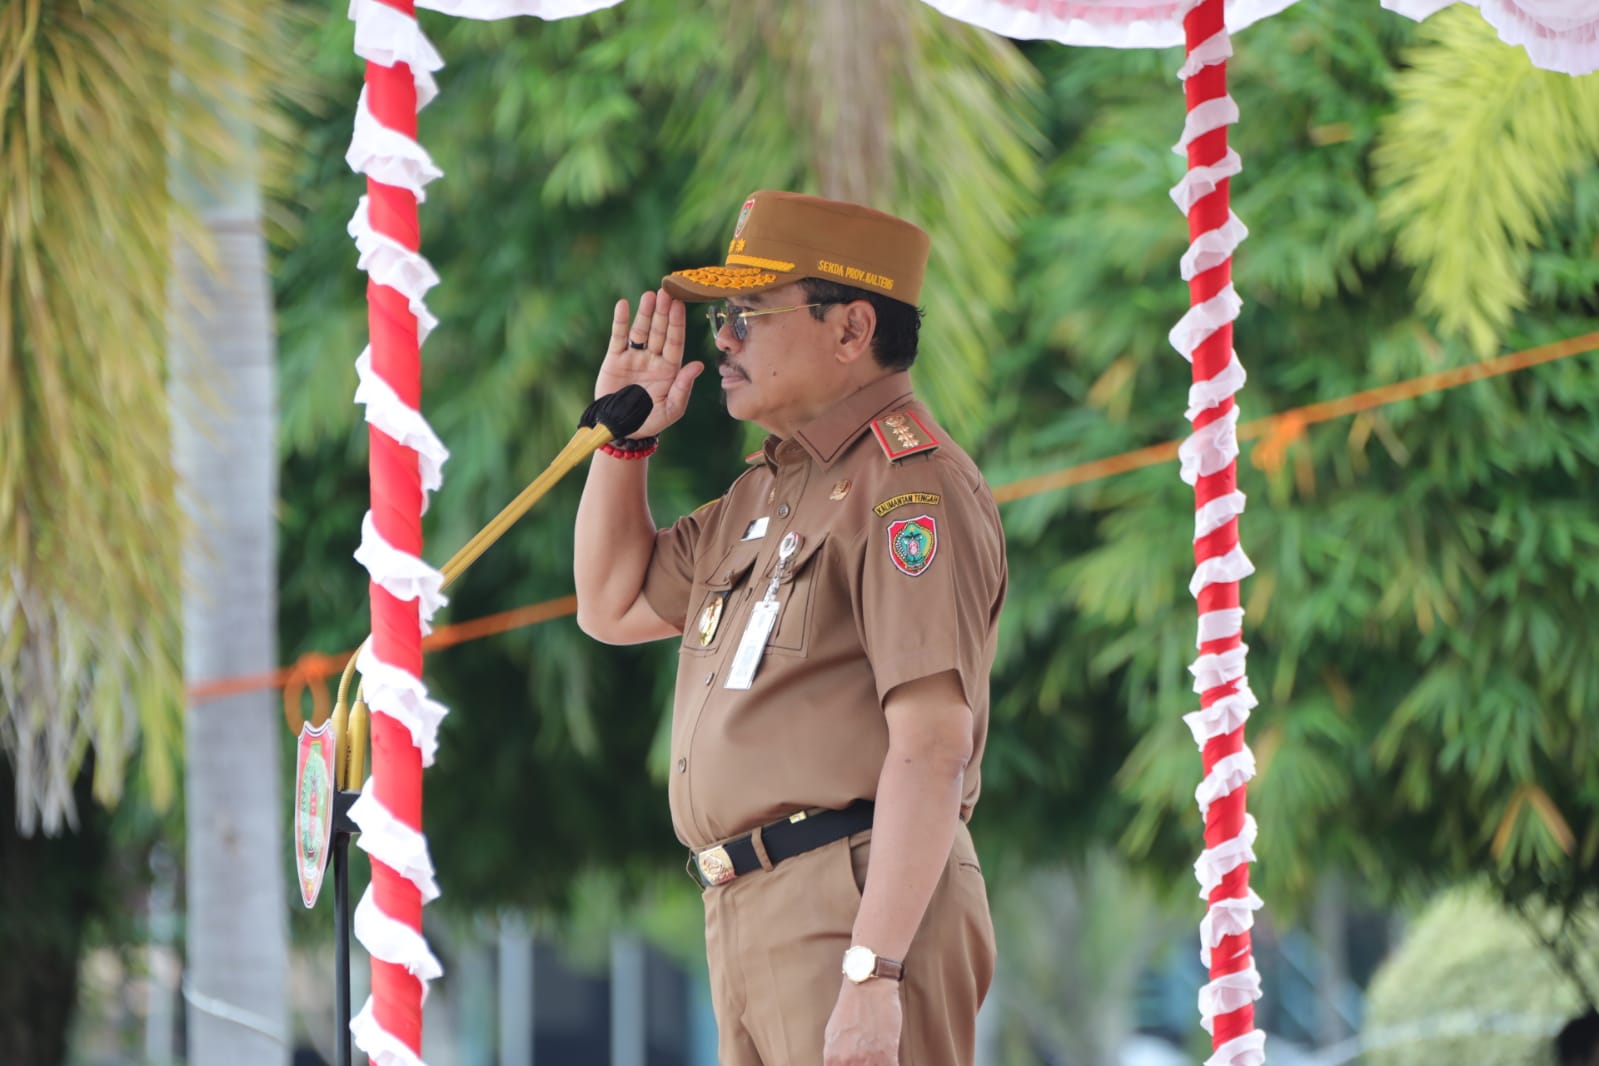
[[0, 0, 293, 834], [1375, 7, 1599, 356]]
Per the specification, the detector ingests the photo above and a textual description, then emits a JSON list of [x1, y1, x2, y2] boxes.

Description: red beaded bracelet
[[600, 437, 659, 460]]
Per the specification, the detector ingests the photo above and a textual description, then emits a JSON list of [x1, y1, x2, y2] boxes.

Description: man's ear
[[836, 300, 877, 365]]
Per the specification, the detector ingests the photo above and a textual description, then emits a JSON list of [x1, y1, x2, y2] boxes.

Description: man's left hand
[[823, 978, 901, 1065]]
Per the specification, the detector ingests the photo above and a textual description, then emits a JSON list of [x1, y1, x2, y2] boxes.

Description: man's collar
[[784, 372, 916, 469]]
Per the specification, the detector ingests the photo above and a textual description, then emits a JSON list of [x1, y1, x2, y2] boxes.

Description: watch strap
[[873, 955, 905, 981]]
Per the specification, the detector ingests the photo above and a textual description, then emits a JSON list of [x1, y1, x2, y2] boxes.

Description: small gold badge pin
[[829, 479, 852, 501], [697, 592, 727, 646]]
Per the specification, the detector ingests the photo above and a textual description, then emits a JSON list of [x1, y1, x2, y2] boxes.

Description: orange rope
[[197, 331, 1599, 707], [421, 594, 579, 650]]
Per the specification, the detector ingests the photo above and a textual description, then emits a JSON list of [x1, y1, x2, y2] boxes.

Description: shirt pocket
[[681, 542, 761, 657], [762, 531, 829, 653]]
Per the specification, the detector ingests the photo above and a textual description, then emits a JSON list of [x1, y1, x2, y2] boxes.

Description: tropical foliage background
[[4, 0, 1598, 1061]]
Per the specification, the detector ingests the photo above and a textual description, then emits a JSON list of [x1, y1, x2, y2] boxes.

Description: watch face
[[842, 946, 875, 982]]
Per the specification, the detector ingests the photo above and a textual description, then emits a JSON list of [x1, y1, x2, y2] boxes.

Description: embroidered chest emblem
[[887, 515, 938, 577]]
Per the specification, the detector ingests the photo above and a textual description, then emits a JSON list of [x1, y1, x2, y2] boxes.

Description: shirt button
[[777, 503, 791, 518], [676, 758, 687, 773]]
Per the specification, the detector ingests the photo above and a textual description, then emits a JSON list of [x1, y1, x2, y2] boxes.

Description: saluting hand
[[594, 287, 704, 439], [823, 979, 901, 1066]]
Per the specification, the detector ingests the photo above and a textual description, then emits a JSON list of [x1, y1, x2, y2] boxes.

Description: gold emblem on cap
[[697, 592, 727, 647], [830, 479, 852, 501]]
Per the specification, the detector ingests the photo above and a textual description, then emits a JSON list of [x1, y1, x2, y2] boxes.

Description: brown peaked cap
[[662, 190, 930, 305]]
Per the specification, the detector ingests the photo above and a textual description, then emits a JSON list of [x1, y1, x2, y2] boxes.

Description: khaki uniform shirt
[[643, 372, 1007, 851]]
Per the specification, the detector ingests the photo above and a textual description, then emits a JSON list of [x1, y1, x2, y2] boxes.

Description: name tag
[[741, 516, 770, 541], [724, 600, 779, 690], [724, 531, 802, 691]]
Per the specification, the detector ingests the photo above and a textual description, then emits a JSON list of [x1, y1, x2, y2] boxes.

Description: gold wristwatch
[[842, 945, 905, 983]]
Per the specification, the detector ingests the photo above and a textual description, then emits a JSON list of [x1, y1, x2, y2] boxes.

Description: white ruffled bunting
[[913, 0, 1297, 48], [1206, 1031, 1269, 1066], [1170, 284, 1243, 363], [350, 1003, 427, 1066], [354, 347, 450, 508], [1194, 813, 1259, 897], [917, 0, 1598, 74], [345, 199, 441, 344], [416, 0, 624, 17], [1187, 355, 1247, 420], [1189, 545, 1255, 599], [1199, 965, 1265, 1033], [1196, 749, 1257, 816], [349, 0, 444, 105], [1180, 406, 1241, 485], [1194, 491, 1247, 539], [348, 90, 446, 200], [1171, 149, 1244, 214], [1175, 96, 1241, 154], [350, 785, 442, 902], [354, 643, 450, 768], [1184, 685, 1259, 747], [1200, 890, 1265, 965], [1197, 608, 1246, 645], [354, 511, 449, 625], [1383, 0, 1599, 75], [347, 196, 441, 306], [1182, 213, 1250, 281], [355, 887, 445, 996], [1190, 645, 1249, 693]]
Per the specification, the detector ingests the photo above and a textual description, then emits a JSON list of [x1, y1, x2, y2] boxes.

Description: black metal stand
[[333, 790, 360, 1066]]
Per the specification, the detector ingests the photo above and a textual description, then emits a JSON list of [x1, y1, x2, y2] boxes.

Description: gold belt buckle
[[695, 844, 736, 886]]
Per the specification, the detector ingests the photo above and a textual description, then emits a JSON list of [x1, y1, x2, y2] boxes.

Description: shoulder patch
[[870, 409, 940, 463], [886, 514, 938, 577]]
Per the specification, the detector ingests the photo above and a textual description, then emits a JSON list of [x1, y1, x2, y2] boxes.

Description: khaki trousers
[[701, 821, 996, 1065]]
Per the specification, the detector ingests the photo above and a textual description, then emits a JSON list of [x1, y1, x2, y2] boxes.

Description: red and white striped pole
[[1172, 2, 1265, 1064], [365, 23, 427, 1054], [346, 2, 451, 1063], [338, 3, 629, 1061]]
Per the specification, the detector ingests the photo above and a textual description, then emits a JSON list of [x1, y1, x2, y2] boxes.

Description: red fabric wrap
[[1184, 0, 1257, 1055], [364, 9, 427, 1054]]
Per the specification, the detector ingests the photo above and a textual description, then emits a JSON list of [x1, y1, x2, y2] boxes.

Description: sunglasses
[[707, 302, 832, 342]]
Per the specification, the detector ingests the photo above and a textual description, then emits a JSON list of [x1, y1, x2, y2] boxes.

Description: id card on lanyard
[[725, 531, 801, 690]]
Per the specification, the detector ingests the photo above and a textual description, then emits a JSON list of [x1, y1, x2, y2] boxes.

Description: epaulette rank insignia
[[745, 449, 766, 466], [870, 410, 940, 462]]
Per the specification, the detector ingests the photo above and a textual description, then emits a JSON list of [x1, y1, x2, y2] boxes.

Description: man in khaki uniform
[[574, 191, 1005, 1066]]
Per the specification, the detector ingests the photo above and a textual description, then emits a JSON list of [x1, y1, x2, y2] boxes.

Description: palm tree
[[1, 2, 291, 1059], [1375, 6, 1599, 356], [169, 71, 292, 1066]]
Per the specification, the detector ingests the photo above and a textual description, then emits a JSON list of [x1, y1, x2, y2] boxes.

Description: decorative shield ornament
[[294, 720, 337, 909], [886, 514, 938, 577]]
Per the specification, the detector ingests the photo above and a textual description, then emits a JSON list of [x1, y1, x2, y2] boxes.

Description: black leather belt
[[687, 800, 875, 888]]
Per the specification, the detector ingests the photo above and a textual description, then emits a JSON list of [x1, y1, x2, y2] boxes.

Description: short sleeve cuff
[[643, 557, 690, 631], [872, 648, 982, 711]]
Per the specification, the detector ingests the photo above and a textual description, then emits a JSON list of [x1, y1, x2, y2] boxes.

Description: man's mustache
[[717, 356, 749, 381]]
